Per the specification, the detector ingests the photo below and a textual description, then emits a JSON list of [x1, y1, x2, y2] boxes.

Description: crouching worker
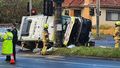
[[1, 29, 14, 63]]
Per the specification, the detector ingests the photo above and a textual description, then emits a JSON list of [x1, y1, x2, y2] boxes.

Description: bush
[[0, 0, 43, 23]]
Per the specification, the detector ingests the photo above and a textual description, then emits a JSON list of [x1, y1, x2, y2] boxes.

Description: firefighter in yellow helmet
[[1, 29, 13, 62], [113, 21, 120, 48], [43, 23, 49, 29], [41, 23, 49, 55]]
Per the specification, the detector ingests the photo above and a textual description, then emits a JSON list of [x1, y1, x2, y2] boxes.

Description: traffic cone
[[10, 54, 15, 64]]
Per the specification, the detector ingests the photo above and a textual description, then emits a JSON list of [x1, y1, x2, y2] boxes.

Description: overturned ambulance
[[18, 15, 92, 50]]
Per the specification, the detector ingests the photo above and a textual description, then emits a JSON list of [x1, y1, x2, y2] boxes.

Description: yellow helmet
[[115, 21, 120, 26], [43, 23, 49, 29]]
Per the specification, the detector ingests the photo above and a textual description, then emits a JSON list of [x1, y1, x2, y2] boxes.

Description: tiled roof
[[62, 0, 84, 8], [62, 0, 120, 8], [100, 0, 120, 8]]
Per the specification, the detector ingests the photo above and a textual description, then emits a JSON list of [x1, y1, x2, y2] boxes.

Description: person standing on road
[[113, 21, 120, 48], [6, 23, 18, 61], [2, 29, 13, 62], [11, 23, 18, 61]]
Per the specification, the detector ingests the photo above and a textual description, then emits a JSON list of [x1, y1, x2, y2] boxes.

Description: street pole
[[53, 0, 64, 47], [96, 0, 100, 38], [29, 0, 32, 16]]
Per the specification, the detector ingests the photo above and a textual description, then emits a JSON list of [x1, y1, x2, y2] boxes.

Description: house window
[[106, 10, 120, 21], [74, 10, 81, 17], [65, 10, 69, 16]]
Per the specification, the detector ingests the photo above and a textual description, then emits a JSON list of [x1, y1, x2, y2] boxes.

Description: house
[[62, 0, 120, 26]]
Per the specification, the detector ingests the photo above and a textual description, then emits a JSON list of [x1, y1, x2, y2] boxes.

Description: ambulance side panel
[[18, 15, 54, 42]]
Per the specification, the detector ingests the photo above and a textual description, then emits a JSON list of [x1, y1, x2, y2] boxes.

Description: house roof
[[62, 0, 120, 8], [100, 0, 120, 8], [62, 0, 84, 8]]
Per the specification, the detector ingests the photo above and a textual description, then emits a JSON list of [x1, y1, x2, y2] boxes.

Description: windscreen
[[21, 19, 32, 36]]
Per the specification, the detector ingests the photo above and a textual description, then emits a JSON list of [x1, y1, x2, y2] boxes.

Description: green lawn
[[50, 47, 120, 58]]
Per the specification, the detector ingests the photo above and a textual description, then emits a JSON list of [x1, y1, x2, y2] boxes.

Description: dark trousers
[[6, 42, 16, 61]]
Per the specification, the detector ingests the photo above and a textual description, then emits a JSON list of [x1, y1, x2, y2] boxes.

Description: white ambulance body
[[18, 15, 54, 42], [18, 15, 90, 49]]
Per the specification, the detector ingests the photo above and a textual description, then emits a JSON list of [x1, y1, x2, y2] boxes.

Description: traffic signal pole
[[96, 0, 100, 38], [29, 0, 32, 16], [53, 0, 64, 47]]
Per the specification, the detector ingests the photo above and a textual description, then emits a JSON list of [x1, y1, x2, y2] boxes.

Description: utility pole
[[29, 0, 32, 16], [96, 0, 100, 38], [53, 0, 64, 47]]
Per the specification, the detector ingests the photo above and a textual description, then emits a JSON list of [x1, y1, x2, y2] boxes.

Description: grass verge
[[50, 47, 120, 58]]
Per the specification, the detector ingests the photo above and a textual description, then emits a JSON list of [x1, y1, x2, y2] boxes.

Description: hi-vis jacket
[[2, 32, 13, 55]]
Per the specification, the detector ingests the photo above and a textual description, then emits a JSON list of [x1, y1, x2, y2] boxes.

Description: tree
[[0, 0, 43, 23]]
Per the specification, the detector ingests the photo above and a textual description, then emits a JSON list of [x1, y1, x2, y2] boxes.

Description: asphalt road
[[0, 37, 120, 68], [0, 56, 120, 68], [93, 35, 114, 47]]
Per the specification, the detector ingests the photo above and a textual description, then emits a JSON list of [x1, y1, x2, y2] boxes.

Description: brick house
[[62, 0, 120, 26]]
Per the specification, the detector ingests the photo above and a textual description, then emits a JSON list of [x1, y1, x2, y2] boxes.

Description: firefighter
[[113, 21, 120, 48], [1, 29, 13, 62], [41, 23, 49, 55]]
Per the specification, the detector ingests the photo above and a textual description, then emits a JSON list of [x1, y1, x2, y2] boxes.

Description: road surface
[[0, 36, 120, 68], [0, 56, 120, 68]]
